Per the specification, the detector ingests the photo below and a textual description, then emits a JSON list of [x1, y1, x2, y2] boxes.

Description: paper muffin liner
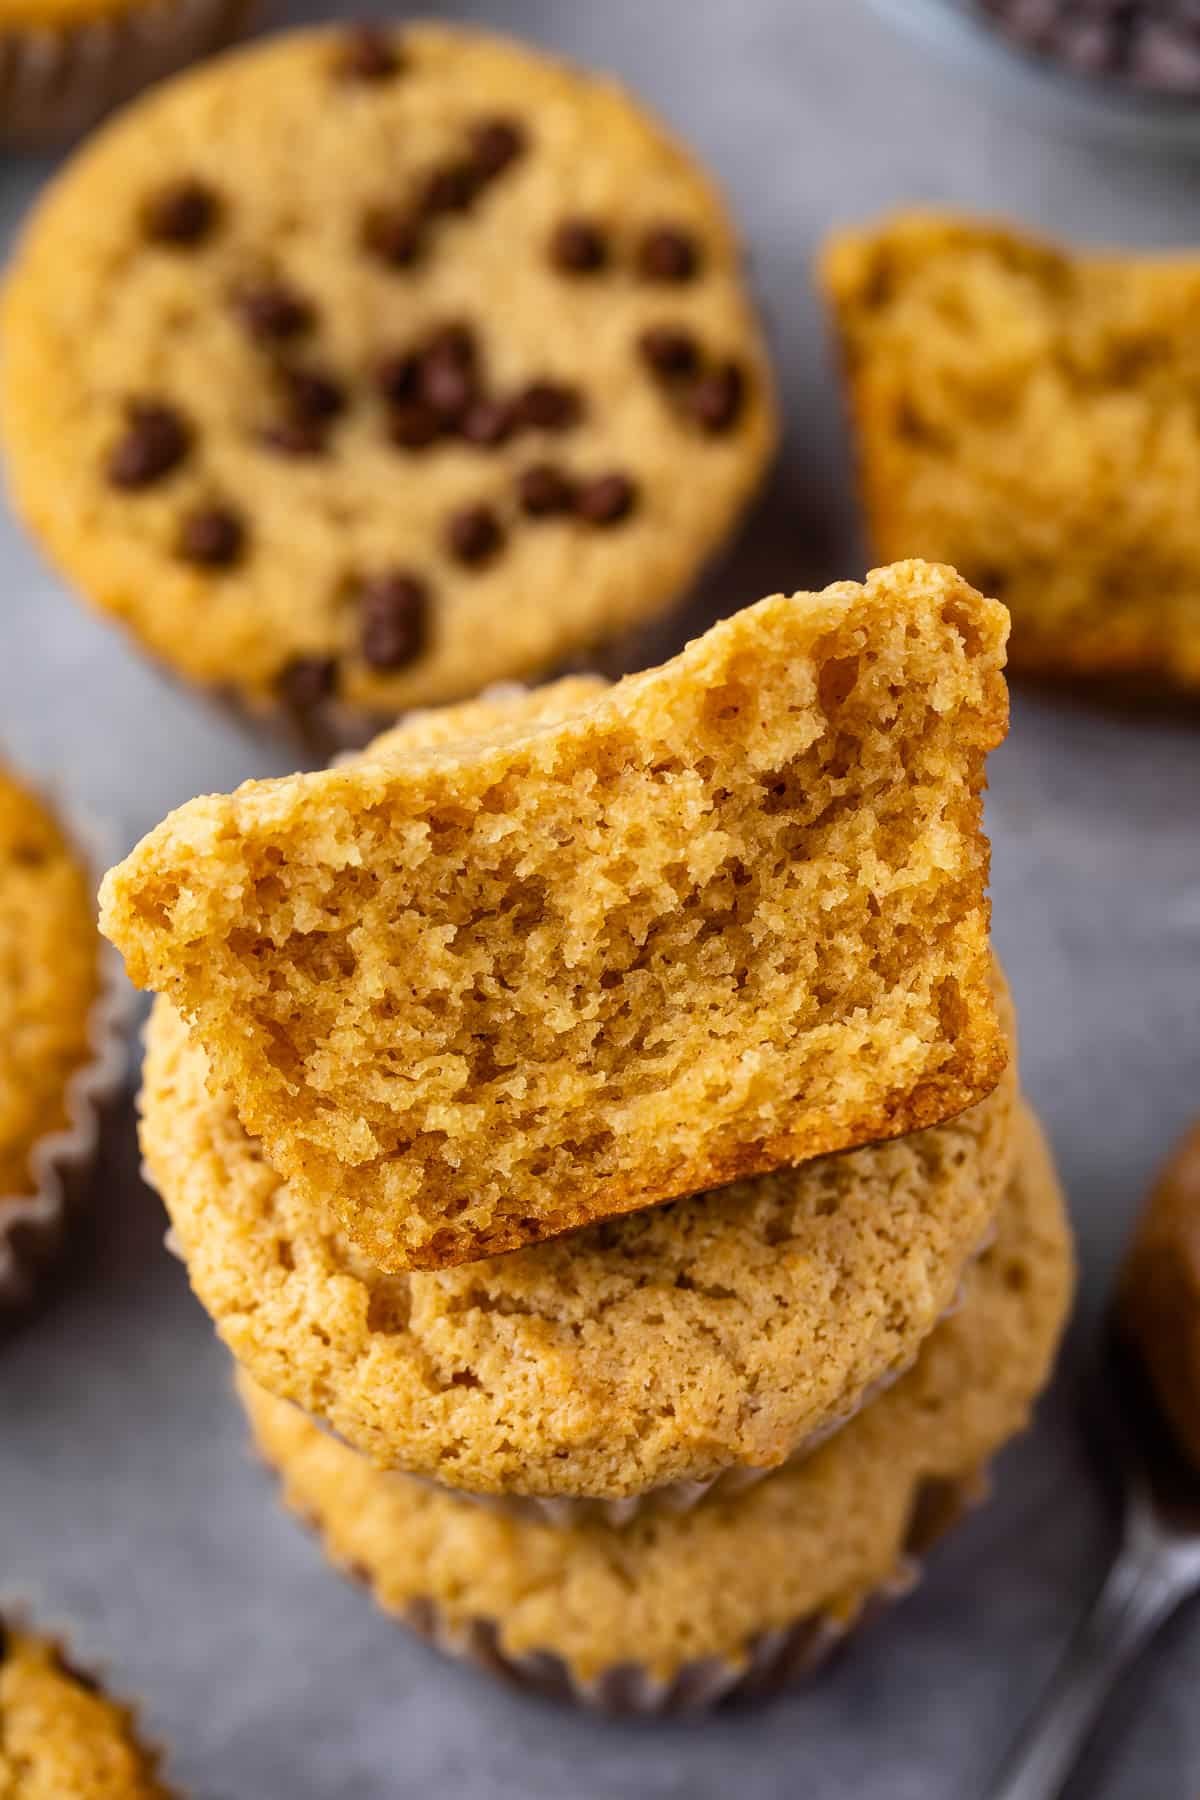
[[0, 1598, 177, 1790], [0, 812, 132, 1322], [0, 0, 254, 149], [304, 1464, 990, 1716]]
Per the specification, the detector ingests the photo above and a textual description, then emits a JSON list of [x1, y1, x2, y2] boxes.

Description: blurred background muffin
[[0, 0, 253, 149]]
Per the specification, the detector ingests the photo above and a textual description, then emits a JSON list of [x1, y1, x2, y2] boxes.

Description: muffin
[[140, 971, 1016, 1510], [239, 1104, 1074, 1712], [104, 561, 1010, 1272], [0, 764, 128, 1318], [823, 209, 1200, 693], [0, 1612, 170, 1795], [0, 21, 775, 743], [0, 0, 251, 149]]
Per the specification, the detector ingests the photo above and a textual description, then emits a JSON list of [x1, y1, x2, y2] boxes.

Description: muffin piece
[[0, 766, 121, 1317], [105, 560, 1010, 1272], [1, 23, 775, 741], [1119, 1118, 1200, 1472], [823, 210, 1200, 692], [0, 1614, 170, 1795], [240, 1104, 1074, 1710], [139, 972, 1016, 1505], [0, 0, 251, 148]]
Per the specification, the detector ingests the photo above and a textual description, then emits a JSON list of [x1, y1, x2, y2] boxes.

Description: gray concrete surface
[[1, 2, 1198, 1794]]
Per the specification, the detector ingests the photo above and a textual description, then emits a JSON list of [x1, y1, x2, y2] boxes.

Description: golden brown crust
[[237, 1102, 1074, 1683], [107, 560, 1009, 1272], [0, 1620, 169, 1799], [0, 768, 100, 1204], [821, 209, 1200, 691], [141, 977, 1016, 1498]]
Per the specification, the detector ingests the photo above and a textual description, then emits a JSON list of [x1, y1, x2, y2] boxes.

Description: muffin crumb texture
[[0, 1618, 169, 1798], [823, 210, 1200, 689], [105, 560, 1010, 1271]]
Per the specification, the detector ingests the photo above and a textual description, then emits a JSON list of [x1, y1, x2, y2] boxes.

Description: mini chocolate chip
[[233, 281, 314, 344], [361, 207, 424, 269], [258, 418, 328, 457], [374, 350, 422, 405], [420, 329, 478, 421], [281, 366, 346, 423], [419, 161, 482, 216], [335, 24, 401, 81], [177, 505, 244, 567], [106, 402, 190, 488], [549, 218, 609, 275], [458, 396, 515, 447], [638, 324, 700, 378], [143, 179, 220, 247], [0, 1619, 8, 1661], [388, 402, 443, 450], [575, 471, 637, 526], [518, 463, 576, 517], [514, 381, 583, 432], [468, 116, 527, 178], [688, 360, 746, 433], [278, 655, 338, 710], [445, 504, 504, 566], [360, 570, 429, 669], [637, 225, 701, 283]]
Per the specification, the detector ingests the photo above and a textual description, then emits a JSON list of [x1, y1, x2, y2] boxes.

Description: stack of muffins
[[101, 557, 1074, 1713]]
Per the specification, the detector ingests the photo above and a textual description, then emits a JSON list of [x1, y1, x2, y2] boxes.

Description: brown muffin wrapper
[[0, 814, 132, 1320], [0, 1600, 177, 1791], [0, 0, 254, 149], [301, 1464, 990, 1716]]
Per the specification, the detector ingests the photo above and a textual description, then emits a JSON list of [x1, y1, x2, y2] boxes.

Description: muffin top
[[1, 22, 775, 730], [0, 766, 99, 1203], [141, 967, 1015, 1501], [240, 1104, 1074, 1682], [0, 1617, 169, 1798]]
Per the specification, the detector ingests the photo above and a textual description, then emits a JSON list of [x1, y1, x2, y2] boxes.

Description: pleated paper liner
[[0, 810, 132, 1322], [1, 0, 253, 149], [269, 1447, 988, 1716]]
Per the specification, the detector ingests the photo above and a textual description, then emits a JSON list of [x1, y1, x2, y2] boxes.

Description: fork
[[985, 1326, 1200, 1800]]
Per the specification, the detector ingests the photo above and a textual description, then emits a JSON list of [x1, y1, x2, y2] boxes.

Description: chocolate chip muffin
[[823, 210, 1200, 692], [104, 562, 1009, 1272], [139, 969, 1015, 1508], [238, 1104, 1074, 1711], [0, 1614, 170, 1795], [1, 23, 775, 743], [0, 765, 127, 1318]]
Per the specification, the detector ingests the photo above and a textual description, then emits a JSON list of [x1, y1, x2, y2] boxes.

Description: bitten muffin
[[823, 210, 1200, 692], [0, 766, 115, 1316], [0, 1614, 170, 1796], [239, 1105, 1074, 1710], [104, 561, 1010, 1272], [0, 22, 775, 740], [0, 0, 251, 149], [140, 973, 1016, 1506]]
